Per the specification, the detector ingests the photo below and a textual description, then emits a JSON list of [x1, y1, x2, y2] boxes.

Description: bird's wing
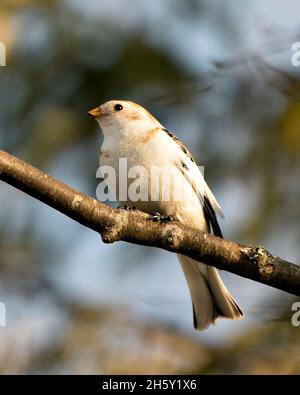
[[162, 128, 224, 236]]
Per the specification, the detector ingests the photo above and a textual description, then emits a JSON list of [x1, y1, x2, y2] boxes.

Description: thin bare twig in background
[[152, 29, 300, 105]]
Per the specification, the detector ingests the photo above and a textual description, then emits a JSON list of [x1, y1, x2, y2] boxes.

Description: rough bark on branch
[[0, 149, 299, 296]]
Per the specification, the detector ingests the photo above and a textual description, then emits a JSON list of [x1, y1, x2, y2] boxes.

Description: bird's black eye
[[114, 104, 123, 112]]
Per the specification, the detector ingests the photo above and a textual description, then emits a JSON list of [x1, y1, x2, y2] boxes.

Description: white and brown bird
[[89, 100, 243, 330]]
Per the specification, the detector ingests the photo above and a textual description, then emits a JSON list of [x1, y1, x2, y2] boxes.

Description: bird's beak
[[88, 106, 103, 118]]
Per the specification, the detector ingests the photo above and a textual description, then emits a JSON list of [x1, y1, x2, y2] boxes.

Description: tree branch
[[0, 149, 299, 296]]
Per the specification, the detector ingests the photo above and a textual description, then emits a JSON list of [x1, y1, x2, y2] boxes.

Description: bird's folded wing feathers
[[180, 157, 225, 238], [161, 128, 224, 220]]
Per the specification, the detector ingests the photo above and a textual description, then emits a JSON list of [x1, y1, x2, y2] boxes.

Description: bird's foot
[[149, 212, 177, 223], [117, 204, 137, 211]]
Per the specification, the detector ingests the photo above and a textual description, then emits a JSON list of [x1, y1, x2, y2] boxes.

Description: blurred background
[[0, 0, 300, 374]]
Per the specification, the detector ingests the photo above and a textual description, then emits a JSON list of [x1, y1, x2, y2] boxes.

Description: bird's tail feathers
[[178, 255, 243, 330]]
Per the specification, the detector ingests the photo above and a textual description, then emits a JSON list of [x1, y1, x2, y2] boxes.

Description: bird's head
[[88, 100, 162, 138]]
